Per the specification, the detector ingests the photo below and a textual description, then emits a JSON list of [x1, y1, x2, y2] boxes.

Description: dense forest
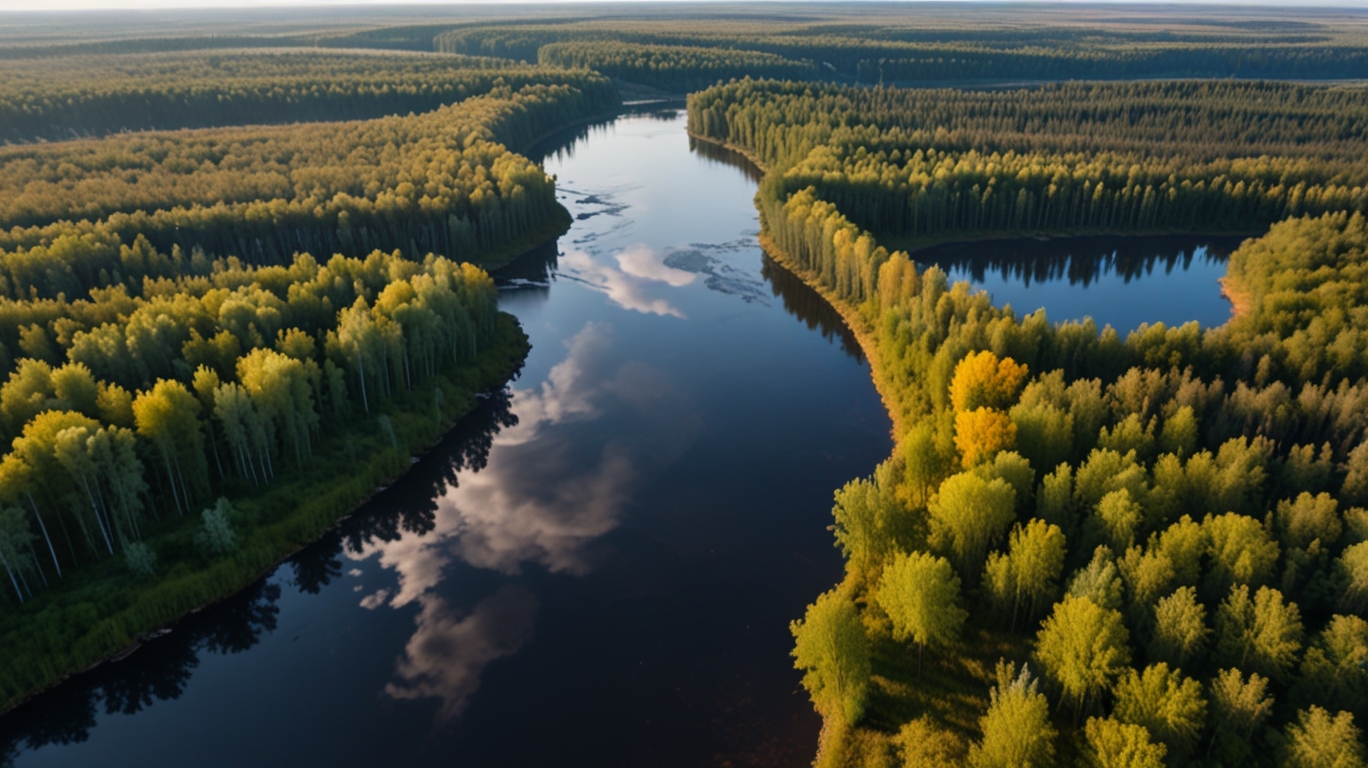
[[5, 5, 1368, 764], [690, 77, 1368, 766], [537, 41, 819, 93], [436, 18, 1368, 86], [0, 49, 618, 713], [0, 50, 603, 143], [691, 80, 1368, 247], [0, 77, 616, 289]]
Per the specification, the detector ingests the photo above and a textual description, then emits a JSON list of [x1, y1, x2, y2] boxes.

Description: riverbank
[[0, 312, 531, 715]]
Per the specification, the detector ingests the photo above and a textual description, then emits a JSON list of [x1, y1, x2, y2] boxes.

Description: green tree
[[1214, 584, 1303, 682], [894, 716, 966, 768], [929, 471, 1016, 584], [1274, 492, 1342, 551], [791, 589, 870, 725], [1208, 668, 1274, 765], [1338, 541, 1368, 613], [194, 497, 237, 557], [1149, 587, 1209, 668], [877, 550, 967, 672], [983, 519, 1065, 628], [1081, 717, 1167, 768], [1281, 707, 1367, 768], [1089, 488, 1143, 553], [132, 378, 207, 515], [1112, 663, 1206, 758], [967, 660, 1056, 768], [1034, 595, 1131, 715], [1067, 546, 1124, 611], [1203, 512, 1280, 596], [833, 468, 912, 579], [1297, 615, 1368, 723]]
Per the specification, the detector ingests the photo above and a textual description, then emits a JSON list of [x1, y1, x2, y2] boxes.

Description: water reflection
[[385, 586, 538, 723], [0, 579, 281, 763], [689, 136, 765, 184], [921, 234, 1248, 287], [761, 253, 865, 363], [919, 233, 1252, 331], [347, 320, 698, 723], [561, 246, 695, 318]]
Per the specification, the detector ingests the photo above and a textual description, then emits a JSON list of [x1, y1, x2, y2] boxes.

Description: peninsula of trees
[[689, 77, 1368, 766]]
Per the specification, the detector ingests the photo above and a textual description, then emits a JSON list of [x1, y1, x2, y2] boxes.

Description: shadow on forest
[[0, 392, 517, 765], [916, 233, 1252, 288]]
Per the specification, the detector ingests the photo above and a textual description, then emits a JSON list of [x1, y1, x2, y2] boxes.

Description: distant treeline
[[693, 75, 1368, 766], [0, 79, 617, 277], [435, 20, 1368, 84], [0, 51, 610, 144], [537, 41, 820, 92]]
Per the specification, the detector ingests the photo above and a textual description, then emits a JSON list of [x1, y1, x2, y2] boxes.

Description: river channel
[[0, 109, 1236, 768]]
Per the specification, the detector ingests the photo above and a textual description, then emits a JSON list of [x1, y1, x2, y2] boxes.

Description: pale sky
[[2, 0, 1365, 9]]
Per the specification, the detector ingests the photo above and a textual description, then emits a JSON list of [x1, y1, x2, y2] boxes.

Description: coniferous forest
[[4, 4, 1368, 767]]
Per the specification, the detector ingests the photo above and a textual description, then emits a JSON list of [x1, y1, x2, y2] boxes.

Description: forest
[[0, 45, 618, 714], [691, 80, 1368, 247], [688, 74, 1368, 766], [435, 15, 1368, 87], [0, 50, 601, 143], [4, 4, 1368, 765]]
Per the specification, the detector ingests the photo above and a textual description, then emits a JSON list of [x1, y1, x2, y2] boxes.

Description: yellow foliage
[[949, 351, 1028, 413], [955, 407, 1017, 468]]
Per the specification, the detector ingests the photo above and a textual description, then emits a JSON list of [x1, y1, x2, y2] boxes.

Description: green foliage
[[123, 541, 156, 578], [877, 550, 966, 662], [539, 41, 819, 92], [834, 464, 916, 579], [791, 589, 871, 725], [1081, 717, 1167, 768], [1034, 595, 1131, 713], [1111, 663, 1206, 758], [928, 471, 1015, 584], [1148, 587, 1210, 669], [1281, 707, 1368, 768], [1066, 546, 1124, 612], [982, 519, 1065, 627], [1208, 668, 1275, 764], [966, 660, 1055, 768], [0, 50, 585, 143], [1214, 584, 1304, 683], [193, 497, 236, 557], [893, 715, 965, 768]]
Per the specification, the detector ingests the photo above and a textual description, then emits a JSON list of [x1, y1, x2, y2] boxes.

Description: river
[[0, 109, 1236, 768]]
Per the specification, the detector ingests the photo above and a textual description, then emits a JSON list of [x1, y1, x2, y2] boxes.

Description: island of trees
[[688, 74, 1368, 766]]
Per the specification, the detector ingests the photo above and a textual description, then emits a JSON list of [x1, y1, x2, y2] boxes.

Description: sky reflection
[[351, 320, 698, 722]]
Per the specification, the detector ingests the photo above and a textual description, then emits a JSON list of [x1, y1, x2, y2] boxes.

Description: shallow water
[[0, 111, 1244, 768]]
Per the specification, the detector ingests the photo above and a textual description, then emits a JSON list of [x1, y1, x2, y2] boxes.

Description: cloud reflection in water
[[357, 321, 695, 722], [560, 243, 697, 318]]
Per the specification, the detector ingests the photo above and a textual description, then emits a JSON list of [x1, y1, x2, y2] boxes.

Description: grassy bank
[[0, 312, 530, 714]]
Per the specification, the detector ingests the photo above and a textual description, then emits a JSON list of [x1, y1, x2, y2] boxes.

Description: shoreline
[[0, 310, 533, 717]]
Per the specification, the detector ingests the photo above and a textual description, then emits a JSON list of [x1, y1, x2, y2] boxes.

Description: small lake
[[920, 233, 1250, 333], [0, 111, 1246, 768]]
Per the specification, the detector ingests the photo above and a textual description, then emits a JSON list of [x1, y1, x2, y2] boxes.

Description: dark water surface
[[921, 233, 1248, 333], [1, 112, 1243, 768], [2, 111, 891, 768]]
